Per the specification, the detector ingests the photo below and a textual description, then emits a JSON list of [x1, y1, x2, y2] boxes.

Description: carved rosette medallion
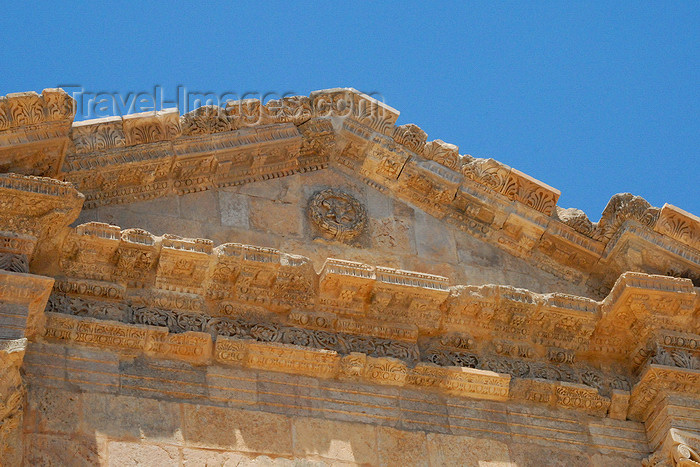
[[308, 189, 367, 242]]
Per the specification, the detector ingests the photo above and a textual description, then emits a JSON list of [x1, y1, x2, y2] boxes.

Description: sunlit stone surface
[[1, 87, 699, 465]]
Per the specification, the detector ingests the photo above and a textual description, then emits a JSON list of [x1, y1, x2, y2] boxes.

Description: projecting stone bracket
[[644, 428, 700, 467]]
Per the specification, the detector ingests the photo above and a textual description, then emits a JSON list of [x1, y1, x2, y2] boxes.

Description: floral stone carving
[[308, 189, 367, 242]]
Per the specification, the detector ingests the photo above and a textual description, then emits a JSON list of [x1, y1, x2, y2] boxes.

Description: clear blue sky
[[1, 2, 698, 219]]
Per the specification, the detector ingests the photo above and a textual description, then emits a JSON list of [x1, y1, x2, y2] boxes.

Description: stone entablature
[[0, 87, 699, 464], [32, 218, 699, 426]]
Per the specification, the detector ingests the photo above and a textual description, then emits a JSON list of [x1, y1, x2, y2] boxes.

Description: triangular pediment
[[0, 87, 698, 298]]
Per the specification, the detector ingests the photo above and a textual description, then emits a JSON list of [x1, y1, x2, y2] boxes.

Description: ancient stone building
[[0, 87, 698, 466]]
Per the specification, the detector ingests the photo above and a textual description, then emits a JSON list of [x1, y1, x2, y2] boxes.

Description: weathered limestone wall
[[76, 169, 591, 298], [22, 341, 647, 466]]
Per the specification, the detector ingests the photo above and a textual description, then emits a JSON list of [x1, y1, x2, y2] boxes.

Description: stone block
[[182, 404, 293, 455], [81, 393, 183, 442], [180, 190, 220, 222], [25, 386, 81, 435], [413, 210, 457, 263], [219, 190, 250, 228], [206, 366, 258, 407], [426, 432, 512, 466], [24, 433, 105, 467], [507, 443, 591, 467], [249, 196, 303, 237], [376, 426, 430, 467], [107, 441, 181, 467], [292, 417, 378, 465]]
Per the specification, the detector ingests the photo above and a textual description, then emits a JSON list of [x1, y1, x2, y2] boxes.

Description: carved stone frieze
[[360, 134, 411, 190], [318, 258, 376, 316], [2, 85, 700, 465], [501, 168, 560, 216], [462, 157, 511, 194], [297, 117, 335, 171], [0, 174, 83, 245], [155, 235, 213, 294], [396, 157, 461, 218], [265, 95, 313, 126]]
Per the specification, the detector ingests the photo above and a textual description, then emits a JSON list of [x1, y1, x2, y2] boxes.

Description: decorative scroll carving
[[308, 189, 367, 242], [122, 109, 181, 146], [423, 139, 461, 171], [310, 88, 399, 134], [593, 192, 660, 242], [48, 294, 420, 362], [462, 157, 511, 193], [289, 309, 418, 342], [501, 168, 560, 216], [71, 116, 126, 153], [392, 124, 427, 153], [247, 340, 340, 377], [654, 204, 700, 252], [180, 105, 232, 135], [6, 92, 44, 126], [265, 96, 313, 126], [644, 428, 700, 467], [146, 331, 212, 364], [555, 383, 611, 417]]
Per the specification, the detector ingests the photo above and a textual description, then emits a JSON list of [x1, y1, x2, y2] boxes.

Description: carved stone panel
[[308, 189, 367, 242]]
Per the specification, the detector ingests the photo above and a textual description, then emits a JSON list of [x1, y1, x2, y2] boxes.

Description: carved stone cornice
[[46, 222, 700, 365], [29, 219, 700, 424], [0, 173, 84, 274], [2, 87, 697, 294], [629, 365, 700, 422], [0, 89, 75, 177]]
